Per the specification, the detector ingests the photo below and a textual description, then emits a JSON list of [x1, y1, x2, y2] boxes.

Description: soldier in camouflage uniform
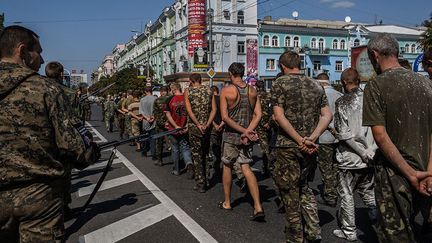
[[153, 86, 169, 166], [104, 94, 116, 132], [0, 26, 100, 242], [185, 73, 216, 192], [271, 51, 332, 243], [116, 92, 127, 139], [122, 90, 134, 139], [255, 80, 272, 176], [363, 33, 432, 243]]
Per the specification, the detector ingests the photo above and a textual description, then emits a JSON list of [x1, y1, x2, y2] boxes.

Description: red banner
[[246, 39, 258, 76], [188, 0, 206, 57]]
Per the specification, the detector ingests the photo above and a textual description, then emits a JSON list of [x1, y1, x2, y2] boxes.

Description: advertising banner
[[246, 39, 258, 76], [188, 0, 206, 57], [351, 46, 377, 82]]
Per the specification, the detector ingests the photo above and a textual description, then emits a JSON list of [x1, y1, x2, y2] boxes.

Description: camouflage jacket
[[104, 100, 117, 117], [257, 89, 271, 130], [187, 85, 212, 136], [270, 74, 328, 148], [0, 62, 91, 189], [153, 95, 169, 129]]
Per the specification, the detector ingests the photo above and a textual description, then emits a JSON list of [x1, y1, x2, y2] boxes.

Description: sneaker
[[333, 229, 357, 241], [154, 160, 163, 166], [171, 170, 180, 176], [186, 164, 194, 180]]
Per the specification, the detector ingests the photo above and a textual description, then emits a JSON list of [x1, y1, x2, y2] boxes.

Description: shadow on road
[[65, 193, 138, 239]]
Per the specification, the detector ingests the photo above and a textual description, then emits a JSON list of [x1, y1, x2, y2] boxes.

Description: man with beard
[[363, 33, 432, 242]]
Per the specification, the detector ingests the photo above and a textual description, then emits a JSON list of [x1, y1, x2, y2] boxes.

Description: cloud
[[331, 1, 355, 8]]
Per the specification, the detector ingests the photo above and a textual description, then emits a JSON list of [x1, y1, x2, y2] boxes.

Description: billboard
[[351, 46, 377, 82], [188, 0, 206, 57], [246, 39, 258, 76]]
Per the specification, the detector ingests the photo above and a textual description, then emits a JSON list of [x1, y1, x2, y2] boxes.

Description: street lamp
[[345, 16, 352, 67]]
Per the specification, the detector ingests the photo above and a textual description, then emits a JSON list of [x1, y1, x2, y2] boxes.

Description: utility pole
[[208, 3, 214, 87]]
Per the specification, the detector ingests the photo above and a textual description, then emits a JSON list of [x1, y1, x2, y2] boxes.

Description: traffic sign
[[207, 68, 216, 78]]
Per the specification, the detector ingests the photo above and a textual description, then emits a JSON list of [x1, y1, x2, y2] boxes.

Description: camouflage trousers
[[189, 130, 211, 187], [374, 160, 432, 243], [155, 126, 166, 161], [312, 144, 339, 204], [124, 115, 132, 138], [104, 114, 114, 132], [257, 128, 272, 173], [273, 147, 321, 243], [0, 182, 64, 243], [117, 116, 125, 138]]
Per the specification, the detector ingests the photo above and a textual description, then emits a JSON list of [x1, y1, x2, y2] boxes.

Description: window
[[405, 44, 410, 53], [318, 38, 325, 51], [333, 39, 339, 49], [223, 10, 230, 20], [272, 36, 279, 47], [263, 35, 270, 47], [340, 39, 346, 50], [311, 38, 317, 49], [285, 36, 291, 47], [335, 61, 343, 71], [313, 61, 321, 70], [237, 41, 245, 54], [411, 44, 416, 53], [293, 36, 300, 47], [237, 11, 244, 24], [353, 39, 360, 47], [266, 59, 276, 70]]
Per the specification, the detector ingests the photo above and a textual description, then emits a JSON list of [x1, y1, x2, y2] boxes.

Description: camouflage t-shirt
[[258, 90, 271, 129], [270, 74, 328, 148], [187, 85, 212, 136], [0, 63, 89, 188], [363, 67, 432, 171], [153, 95, 169, 129]]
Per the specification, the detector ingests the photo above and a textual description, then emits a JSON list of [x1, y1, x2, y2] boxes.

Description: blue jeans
[[169, 134, 192, 172], [142, 128, 156, 157]]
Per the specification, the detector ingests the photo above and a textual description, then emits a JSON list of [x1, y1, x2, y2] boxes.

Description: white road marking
[[80, 203, 172, 243], [83, 158, 122, 171], [84, 124, 218, 243], [86, 122, 108, 142], [78, 174, 138, 197]]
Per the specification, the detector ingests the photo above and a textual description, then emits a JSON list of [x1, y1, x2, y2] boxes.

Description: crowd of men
[[1, 24, 432, 243]]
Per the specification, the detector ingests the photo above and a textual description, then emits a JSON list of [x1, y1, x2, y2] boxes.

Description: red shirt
[[165, 95, 187, 133]]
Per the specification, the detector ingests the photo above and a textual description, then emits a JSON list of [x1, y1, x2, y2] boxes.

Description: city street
[[65, 105, 378, 243]]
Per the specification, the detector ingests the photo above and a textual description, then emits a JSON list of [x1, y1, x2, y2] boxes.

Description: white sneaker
[[333, 229, 357, 241]]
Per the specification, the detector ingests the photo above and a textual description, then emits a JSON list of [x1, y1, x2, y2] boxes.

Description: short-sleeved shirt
[[128, 101, 140, 117], [139, 95, 157, 131], [187, 85, 213, 136], [153, 95, 169, 128], [363, 67, 432, 171], [270, 74, 328, 148], [165, 95, 187, 133]]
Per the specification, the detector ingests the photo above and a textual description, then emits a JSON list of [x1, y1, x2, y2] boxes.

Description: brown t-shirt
[[363, 67, 432, 171]]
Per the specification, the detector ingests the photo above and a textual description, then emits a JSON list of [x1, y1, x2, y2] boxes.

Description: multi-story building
[[111, 0, 258, 84], [258, 17, 424, 84]]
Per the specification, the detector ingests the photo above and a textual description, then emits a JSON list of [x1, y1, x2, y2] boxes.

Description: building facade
[[258, 18, 424, 84]]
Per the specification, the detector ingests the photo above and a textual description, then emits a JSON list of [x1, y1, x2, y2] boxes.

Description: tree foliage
[[89, 66, 155, 96], [419, 12, 432, 51]]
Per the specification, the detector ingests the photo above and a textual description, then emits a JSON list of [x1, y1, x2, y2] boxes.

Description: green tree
[[419, 12, 432, 51]]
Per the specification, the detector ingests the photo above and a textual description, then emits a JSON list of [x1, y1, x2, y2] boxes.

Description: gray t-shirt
[[139, 95, 157, 131], [319, 85, 343, 144]]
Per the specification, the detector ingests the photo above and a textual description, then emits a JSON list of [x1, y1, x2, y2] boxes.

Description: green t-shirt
[[270, 74, 328, 148], [363, 67, 432, 171]]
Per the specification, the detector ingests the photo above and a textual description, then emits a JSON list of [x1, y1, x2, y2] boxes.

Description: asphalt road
[[65, 105, 378, 243]]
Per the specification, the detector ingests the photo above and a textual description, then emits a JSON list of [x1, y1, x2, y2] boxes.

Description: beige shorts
[[221, 142, 253, 165]]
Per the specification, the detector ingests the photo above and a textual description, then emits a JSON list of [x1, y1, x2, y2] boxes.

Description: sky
[[1, 0, 430, 80]]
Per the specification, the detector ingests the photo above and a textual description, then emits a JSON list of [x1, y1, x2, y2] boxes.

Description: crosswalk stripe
[[86, 122, 108, 142], [83, 158, 122, 171], [79, 203, 172, 243], [78, 174, 138, 197]]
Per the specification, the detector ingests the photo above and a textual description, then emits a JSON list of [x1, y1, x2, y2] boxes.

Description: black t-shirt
[[363, 67, 432, 171]]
